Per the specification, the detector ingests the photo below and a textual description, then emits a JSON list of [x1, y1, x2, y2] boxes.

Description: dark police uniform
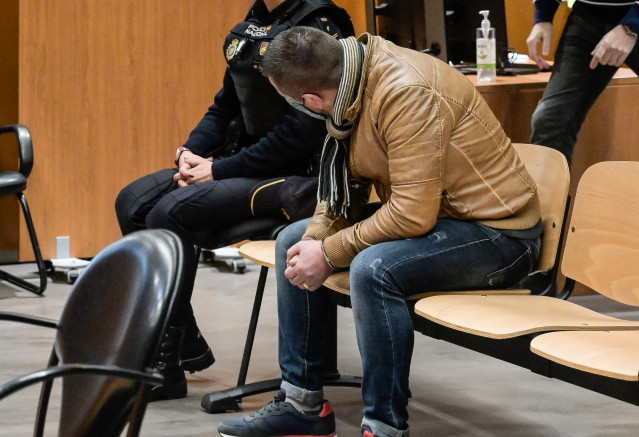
[[114, 0, 354, 359]]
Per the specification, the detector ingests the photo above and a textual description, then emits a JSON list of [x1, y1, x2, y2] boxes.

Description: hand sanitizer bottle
[[476, 10, 496, 82]]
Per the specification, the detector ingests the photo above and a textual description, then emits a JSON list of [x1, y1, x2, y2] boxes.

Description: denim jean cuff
[[281, 380, 324, 406], [362, 417, 410, 437]]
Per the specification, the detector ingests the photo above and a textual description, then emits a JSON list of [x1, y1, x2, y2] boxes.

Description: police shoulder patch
[[259, 41, 269, 56], [226, 39, 239, 61]]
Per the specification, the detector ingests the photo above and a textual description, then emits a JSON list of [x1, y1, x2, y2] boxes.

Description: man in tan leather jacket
[[217, 27, 543, 437]]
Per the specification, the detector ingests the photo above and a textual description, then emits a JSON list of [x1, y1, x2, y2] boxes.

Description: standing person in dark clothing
[[115, 0, 353, 401], [528, 0, 639, 165]]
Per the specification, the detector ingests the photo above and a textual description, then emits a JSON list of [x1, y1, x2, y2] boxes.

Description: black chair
[[0, 124, 47, 295], [0, 229, 183, 436]]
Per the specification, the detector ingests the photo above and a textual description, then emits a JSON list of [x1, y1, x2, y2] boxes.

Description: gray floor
[[2, 259, 639, 436]]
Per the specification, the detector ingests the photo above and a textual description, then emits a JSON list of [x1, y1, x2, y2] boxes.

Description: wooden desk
[[467, 69, 639, 146], [469, 68, 639, 90], [468, 69, 639, 294]]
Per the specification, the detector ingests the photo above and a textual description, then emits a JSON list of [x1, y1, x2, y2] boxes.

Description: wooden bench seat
[[415, 160, 639, 405]]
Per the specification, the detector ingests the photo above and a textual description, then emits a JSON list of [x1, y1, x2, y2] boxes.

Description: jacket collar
[[342, 33, 376, 123]]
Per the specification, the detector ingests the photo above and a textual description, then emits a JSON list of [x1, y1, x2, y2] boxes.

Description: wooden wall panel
[[0, 1, 18, 126], [505, 0, 569, 60], [336, 0, 369, 34], [17, 1, 250, 259], [13, 0, 365, 260], [0, 0, 19, 261]]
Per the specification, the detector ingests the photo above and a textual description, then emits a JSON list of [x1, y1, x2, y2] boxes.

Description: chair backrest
[[0, 124, 34, 178], [561, 161, 639, 306], [52, 229, 183, 436], [512, 143, 570, 271]]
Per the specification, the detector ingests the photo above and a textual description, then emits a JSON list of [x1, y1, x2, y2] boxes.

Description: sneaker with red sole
[[360, 426, 376, 437], [217, 390, 336, 437]]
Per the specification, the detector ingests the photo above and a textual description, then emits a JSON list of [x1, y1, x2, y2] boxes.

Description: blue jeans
[[530, 8, 639, 165], [276, 218, 540, 436]]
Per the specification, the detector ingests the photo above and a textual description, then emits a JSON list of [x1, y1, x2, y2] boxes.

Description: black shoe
[[217, 390, 336, 437], [181, 323, 215, 373], [149, 326, 188, 402]]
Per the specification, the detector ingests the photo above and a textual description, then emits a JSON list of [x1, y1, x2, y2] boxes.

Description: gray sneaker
[[217, 390, 336, 437], [360, 425, 376, 437]]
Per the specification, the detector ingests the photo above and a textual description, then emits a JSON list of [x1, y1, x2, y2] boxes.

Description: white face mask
[[285, 97, 327, 120]]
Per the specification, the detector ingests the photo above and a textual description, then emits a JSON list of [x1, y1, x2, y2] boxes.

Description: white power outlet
[[56, 236, 70, 259]]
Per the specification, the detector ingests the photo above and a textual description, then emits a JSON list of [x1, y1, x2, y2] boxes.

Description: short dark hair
[[261, 26, 343, 98]]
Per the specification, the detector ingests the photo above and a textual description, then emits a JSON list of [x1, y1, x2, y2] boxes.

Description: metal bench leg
[[201, 268, 360, 414]]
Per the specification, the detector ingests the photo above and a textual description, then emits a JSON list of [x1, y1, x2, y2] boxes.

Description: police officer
[[114, 0, 354, 401]]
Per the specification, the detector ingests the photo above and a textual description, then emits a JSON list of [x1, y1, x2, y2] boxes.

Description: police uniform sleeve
[[534, 0, 561, 24], [620, 4, 639, 36], [183, 69, 241, 158]]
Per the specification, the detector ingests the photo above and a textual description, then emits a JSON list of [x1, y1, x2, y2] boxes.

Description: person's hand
[[174, 153, 214, 187], [284, 240, 334, 291], [526, 22, 553, 70], [590, 25, 637, 69]]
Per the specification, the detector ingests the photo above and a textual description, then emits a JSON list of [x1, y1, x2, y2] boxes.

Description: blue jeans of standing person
[[275, 218, 540, 437], [530, 5, 639, 166]]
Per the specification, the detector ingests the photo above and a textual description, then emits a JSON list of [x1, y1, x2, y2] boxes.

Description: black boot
[[181, 317, 215, 374], [149, 326, 188, 402]]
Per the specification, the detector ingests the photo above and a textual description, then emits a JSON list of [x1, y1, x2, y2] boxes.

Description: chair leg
[[34, 350, 58, 437], [0, 193, 47, 295], [126, 385, 152, 437], [201, 265, 281, 413], [237, 265, 270, 387], [200, 267, 361, 414]]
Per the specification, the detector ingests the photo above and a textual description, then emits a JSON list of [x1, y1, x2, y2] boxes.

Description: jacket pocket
[[480, 245, 536, 289], [441, 191, 471, 216]]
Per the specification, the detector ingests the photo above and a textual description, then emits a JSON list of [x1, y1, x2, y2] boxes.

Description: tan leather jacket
[[305, 34, 541, 269]]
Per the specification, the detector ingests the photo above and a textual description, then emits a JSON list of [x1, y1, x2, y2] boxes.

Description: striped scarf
[[317, 37, 366, 217]]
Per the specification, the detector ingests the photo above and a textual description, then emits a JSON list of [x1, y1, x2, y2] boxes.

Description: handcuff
[[623, 25, 638, 38]]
